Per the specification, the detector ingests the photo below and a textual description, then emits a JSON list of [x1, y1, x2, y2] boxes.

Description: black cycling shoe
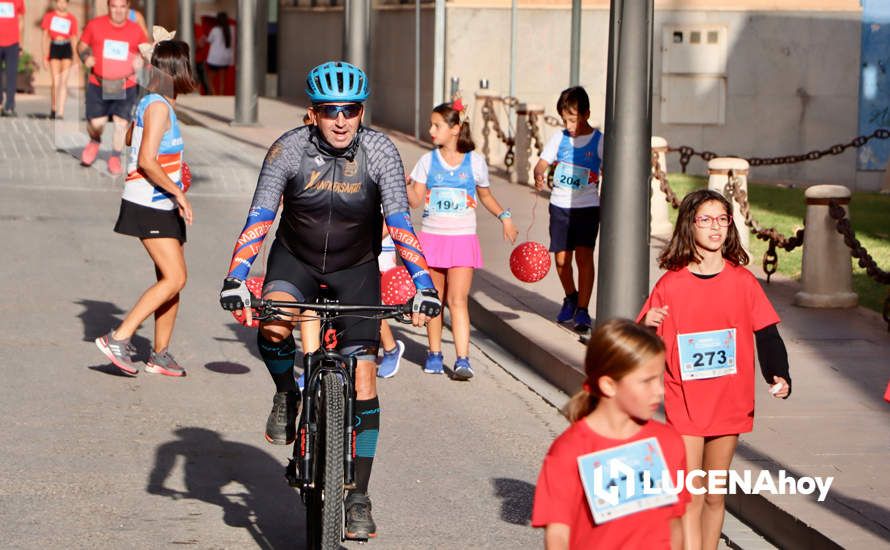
[[344, 492, 377, 540], [265, 391, 298, 445]]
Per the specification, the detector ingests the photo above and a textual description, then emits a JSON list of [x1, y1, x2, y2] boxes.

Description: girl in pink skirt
[[407, 100, 518, 380]]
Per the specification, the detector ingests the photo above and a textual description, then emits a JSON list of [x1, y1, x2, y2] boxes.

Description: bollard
[[793, 185, 858, 308], [708, 157, 750, 252], [472, 90, 508, 172], [650, 136, 672, 236], [512, 103, 544, 186]]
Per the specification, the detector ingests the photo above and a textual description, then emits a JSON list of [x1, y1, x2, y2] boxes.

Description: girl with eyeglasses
[[637, 188, 792, 550]]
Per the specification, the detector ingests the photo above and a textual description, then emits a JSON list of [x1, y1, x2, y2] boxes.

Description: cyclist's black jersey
[[249, 126, 410, 273]]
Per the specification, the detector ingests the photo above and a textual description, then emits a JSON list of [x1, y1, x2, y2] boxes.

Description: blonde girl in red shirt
[[532, 319, 688, 550], [638, 189, 791, 549]]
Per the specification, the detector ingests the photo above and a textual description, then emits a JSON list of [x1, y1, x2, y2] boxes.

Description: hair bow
[[138, 26, 176, 61]]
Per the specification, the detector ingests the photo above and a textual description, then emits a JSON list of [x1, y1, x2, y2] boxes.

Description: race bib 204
[[554, 161, 592, 191]]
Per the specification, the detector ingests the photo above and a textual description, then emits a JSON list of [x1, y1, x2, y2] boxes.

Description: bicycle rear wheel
[[306, 371, 346, 550]]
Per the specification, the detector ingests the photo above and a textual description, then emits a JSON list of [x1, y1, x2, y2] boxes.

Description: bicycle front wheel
[[308, 371, 345, 550]]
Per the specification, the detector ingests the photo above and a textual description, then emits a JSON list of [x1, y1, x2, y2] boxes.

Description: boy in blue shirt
[[533, 87, 602, 332]]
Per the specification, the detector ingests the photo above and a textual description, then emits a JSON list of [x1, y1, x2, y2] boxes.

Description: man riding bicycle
[[219, 61, 441, 541]]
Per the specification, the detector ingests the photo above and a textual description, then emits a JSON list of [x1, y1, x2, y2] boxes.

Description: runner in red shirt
[[638, 189, 792, 550], [41, 0, 79, 119], [76, 0, 147, 175], [0, 0, 24, 116], [532, 319, 688, 550]]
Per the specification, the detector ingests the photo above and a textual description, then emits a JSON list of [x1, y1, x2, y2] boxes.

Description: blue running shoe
[[377, 340, 405, 379], [423, 351, 444, 374], [556, 293, 578, 323], [573, 308, 592, 332], [452, 356, 474, 381]]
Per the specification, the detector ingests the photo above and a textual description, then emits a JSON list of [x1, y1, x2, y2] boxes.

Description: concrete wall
[[446, 5, 866, 189], [276, 3, 434, 137]]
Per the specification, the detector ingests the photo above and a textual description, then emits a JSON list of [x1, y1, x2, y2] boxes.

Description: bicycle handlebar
[[252, 298, 413, 322]]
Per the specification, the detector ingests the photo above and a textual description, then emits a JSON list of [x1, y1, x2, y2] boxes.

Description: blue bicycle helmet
[[305, 61, 369, 103]]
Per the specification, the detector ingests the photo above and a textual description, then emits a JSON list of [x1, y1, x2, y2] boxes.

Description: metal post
[[145, 0, 156, 34], [509, 0, 517, 101], [234, 0, 258, 125], [414, 0, 421, 139], [178, 0, 195, 71], [595, 0, 654, 324], [344, 0, 370, 124], [569, 0, 581, 86], [432, 0, 445, 106]]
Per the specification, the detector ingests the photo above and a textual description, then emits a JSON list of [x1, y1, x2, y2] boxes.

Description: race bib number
[[554, 162, 591, 191], [50, 15, 71, 34], [103, 39, 129, 61], [577, 437, 679, 525], [428, 187, 468, 216], [0, 3, 15, 18], [677, 328, 737, 380]]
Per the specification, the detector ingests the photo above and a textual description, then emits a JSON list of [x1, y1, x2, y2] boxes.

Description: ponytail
[[563, 384, 598, 423]]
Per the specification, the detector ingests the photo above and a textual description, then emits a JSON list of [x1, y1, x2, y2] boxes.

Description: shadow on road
[[75, 299, 151, 361], [491, 477, 535, 526], [147, 427, 306, 549]]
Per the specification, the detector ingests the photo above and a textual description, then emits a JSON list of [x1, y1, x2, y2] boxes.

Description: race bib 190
[[0, 3, 15, 18], [677, 328, 737, 380], [554, 161, 592, 191], [577, 437, 679, 524], [428, 187, 468, 216], [102, 39, 129, 61], [49, 15, 72, 35]]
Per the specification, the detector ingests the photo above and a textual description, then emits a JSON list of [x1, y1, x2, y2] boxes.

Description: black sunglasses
[[312, 103, 363, 120]]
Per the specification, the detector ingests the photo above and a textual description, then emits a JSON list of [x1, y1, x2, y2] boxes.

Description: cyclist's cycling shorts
[[263, 239, 381, 360]]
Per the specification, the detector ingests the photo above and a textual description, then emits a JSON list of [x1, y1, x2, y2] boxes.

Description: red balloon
[[181, 161, 192, 193], [380, 266, 416, 305], [510, 241, 551, 283], [231, 276, 265, 328]]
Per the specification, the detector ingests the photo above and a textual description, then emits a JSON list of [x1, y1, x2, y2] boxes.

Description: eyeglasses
[[312, 103, 363, 120], [694, 214, 732, 228]]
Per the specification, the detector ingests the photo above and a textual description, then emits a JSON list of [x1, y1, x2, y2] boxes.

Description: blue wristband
[[497, 209, 512, 221]]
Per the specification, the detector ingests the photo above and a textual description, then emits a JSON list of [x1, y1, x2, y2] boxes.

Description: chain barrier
[[827, 200, 890, 331], [480, 96, 518, 168], [669, 128, 890, 173], [651, 150, 682, 209], [724, 171, 805, 281]]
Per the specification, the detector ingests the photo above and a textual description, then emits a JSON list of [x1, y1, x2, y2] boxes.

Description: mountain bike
[[251, 296, 411, 549]]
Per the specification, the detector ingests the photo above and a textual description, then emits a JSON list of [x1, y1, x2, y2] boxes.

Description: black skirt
[[114, 199, 187, 243]]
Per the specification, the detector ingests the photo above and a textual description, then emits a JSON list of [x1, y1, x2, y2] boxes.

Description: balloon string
[[526, 188, 540, 243]]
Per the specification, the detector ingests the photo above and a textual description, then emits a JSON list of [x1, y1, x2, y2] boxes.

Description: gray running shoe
[[146, 349, 186, 377], [265, 391, 298, 445], [95, 331, 138, 376], [345, 492, 377, 540]]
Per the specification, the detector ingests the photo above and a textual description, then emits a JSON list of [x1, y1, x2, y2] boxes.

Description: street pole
[[145, 0, 155, 34], [414, 0, 421, 139], [344, 0, 371, 124], [234, 0, 258, 125], [595, 0, 654, 324], [432, 0, 445, 106], [569, 0, 581, 86], [178, 0, 195, 71]]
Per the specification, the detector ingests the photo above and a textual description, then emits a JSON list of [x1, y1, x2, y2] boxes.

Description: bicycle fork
[[287, 350, 359, 495]]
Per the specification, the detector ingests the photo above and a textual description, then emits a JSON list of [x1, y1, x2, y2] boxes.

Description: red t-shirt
[[41, 11, 78, 41], [532, 419, 688, 550], [0, 0, 24, 47], [80, 15, 146, 88], [637, 264, 780, 436]]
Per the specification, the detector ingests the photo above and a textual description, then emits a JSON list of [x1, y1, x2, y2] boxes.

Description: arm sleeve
[[472, 152, 491, 188], [225, 128, 305, 280], [539, 131, 562, 164], [754, 324, 792, 397], [384, 211, 435, 291]]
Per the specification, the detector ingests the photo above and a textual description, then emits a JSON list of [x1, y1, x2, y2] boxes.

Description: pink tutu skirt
[[418, 232, 484, 269]]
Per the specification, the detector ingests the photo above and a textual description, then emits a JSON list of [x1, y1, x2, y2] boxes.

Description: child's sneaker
[[145, 349, 186, 377], [423, 351, 444, 374], [573, 308, 592, 332], [556, 292, 578, 323], [377, 340, 405, 379], [452, 356, 474, 381]]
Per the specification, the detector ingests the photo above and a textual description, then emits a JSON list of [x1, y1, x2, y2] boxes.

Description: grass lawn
[[663, 174, 890, 314]]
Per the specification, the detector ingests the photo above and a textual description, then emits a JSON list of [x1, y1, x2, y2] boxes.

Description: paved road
[[0, 114, 567, 549]]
